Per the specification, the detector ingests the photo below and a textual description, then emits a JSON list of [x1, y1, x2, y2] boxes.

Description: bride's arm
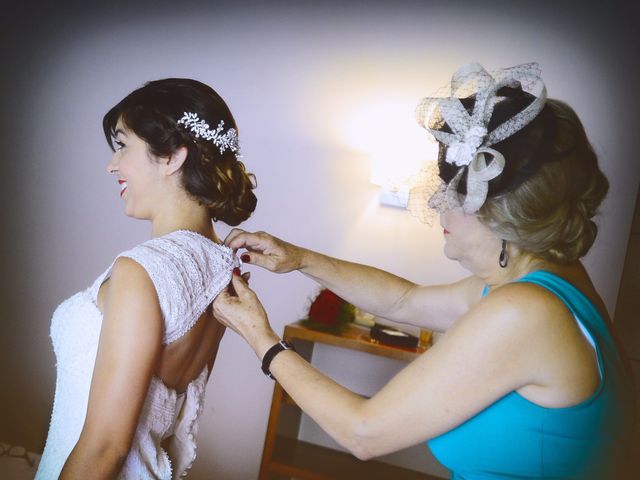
[[60, 258, 162, 479]]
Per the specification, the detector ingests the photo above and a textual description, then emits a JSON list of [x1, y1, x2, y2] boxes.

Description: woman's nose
[[106, 155, 118, 174]]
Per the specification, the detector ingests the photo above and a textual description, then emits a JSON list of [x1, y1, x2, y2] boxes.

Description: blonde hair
[[478, 100, 609, 263]]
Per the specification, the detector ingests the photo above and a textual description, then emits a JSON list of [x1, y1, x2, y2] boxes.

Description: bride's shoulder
[[139, 230, 233, 260], [118, 231, 236, 293]]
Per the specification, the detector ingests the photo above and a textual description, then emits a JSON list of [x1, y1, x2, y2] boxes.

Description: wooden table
[[258, 321, 438, 480]]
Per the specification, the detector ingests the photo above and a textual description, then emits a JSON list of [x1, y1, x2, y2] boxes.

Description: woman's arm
[[226, 229, 484, 332], [213, 274, 550, 460], [60, 258, 163, 479]]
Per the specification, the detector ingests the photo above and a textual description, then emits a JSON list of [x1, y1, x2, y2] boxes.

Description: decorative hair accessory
[[177, 112, 240, 157], [408, 62, 547, 221]]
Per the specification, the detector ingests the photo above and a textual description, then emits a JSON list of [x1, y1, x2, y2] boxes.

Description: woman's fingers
[[212, 272, 266, 338], [211, 291, 234, 328], [224, 229, 268, 251], [240, 250, 277, 271], [212, 290, 242, 333], [230, 270, 253, 298], [225, 230, 298, 273], [224, 228, 248, 249], [225, 230, 304, 274]]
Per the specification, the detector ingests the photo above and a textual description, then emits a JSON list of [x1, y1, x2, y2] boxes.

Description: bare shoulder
[[462, 281, 590, 373], [111, 256, 148, 276], [474, 281, 574, 331], [110, 257, 154, 290], [489, 280, 563, 307], [105, 257, 160, 314], [432, 282, 574, 386], [447, 280, 581, 356], [479, 280, 601, 404]]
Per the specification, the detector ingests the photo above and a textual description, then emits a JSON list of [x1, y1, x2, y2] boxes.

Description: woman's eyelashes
[[113, 139, 126, 151]]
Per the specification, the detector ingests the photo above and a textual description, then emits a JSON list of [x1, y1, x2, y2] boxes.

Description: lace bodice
[[36, 230, 236, 479]]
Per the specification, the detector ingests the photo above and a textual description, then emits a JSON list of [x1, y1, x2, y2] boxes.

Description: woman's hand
[[225, 229, 304, 273], [212, 272, 280, 358], [224, 230, 482, 333]]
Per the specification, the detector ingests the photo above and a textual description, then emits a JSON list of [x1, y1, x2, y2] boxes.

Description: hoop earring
[[499, 239, 509, 268]]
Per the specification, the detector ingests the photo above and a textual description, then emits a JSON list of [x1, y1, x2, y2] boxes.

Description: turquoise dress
[[428, 271, 636, 479]]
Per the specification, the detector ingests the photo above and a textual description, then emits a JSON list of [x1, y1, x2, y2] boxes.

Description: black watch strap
[[261, 340, 296, 379]]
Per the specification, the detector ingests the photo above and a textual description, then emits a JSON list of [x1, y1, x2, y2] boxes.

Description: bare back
[[157, 307, 225, 392], [97, 279, 225, 393]]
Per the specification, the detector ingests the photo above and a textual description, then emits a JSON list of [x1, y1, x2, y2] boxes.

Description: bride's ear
[[162, 146, 188, 176]]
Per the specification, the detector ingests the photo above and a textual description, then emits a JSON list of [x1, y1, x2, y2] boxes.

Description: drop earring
[[499, 239, 509, 268]]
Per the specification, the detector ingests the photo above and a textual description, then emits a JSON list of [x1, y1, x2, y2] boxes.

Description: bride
[[36, 78, 256, 479]]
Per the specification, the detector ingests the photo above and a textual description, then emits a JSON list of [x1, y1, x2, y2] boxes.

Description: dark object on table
[[370, 323, 419, 349]]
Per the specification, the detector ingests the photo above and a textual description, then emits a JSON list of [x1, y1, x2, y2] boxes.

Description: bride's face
[[106, 120, 165, 220]]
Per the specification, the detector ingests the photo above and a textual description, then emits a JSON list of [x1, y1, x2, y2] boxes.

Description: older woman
[[213, 63, 636, 479]]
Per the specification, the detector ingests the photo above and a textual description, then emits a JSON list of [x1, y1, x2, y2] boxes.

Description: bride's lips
[[119, 179, 127, 196]]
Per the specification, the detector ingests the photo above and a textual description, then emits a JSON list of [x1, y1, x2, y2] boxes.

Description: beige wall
[[1, 2, 638, 478]]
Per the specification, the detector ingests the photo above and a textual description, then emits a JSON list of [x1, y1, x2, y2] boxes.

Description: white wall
[[1, 1, 638, 479]]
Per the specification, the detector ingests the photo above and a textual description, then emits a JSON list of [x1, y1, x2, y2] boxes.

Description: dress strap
[[516, 270, 608, 380], [89, 230, 238, 344]]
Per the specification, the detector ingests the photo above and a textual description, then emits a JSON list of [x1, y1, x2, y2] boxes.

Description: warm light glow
[[342, 98, 438, 188], [302, 58, 447, 210]]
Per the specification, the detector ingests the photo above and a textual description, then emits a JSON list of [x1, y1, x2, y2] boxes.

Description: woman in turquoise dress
[[212, 63, 637, 479]]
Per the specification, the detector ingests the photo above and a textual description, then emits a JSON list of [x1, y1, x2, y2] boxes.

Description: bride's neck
[[150, 196, 218, 242]]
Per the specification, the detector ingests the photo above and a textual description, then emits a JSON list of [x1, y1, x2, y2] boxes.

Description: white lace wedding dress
[[36, 230, 236, 479]]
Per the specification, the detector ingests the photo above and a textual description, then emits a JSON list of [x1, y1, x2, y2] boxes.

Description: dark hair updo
[[437, 86, 609, 263], [103, 78, 257, 226]]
